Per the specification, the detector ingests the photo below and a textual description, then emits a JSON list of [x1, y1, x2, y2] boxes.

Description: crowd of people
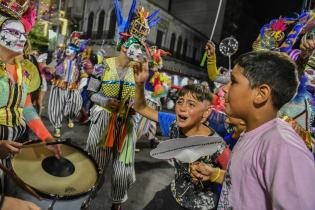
[[0, 0, 314, 210]]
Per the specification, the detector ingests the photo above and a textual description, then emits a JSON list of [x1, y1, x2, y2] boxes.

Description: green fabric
[[117, 36, 141, 51], [119, 118, 135, 164]]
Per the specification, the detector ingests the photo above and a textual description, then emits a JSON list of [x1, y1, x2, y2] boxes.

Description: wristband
[[211, 168, 221, 182]]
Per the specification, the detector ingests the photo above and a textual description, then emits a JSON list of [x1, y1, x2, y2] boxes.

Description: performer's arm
[[206, 41, 219, 81], [87, 76, 114, 107], [23, 94, 52, 142]]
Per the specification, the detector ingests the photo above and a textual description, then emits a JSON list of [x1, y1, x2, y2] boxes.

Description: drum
[[8, 141, 101, 210]]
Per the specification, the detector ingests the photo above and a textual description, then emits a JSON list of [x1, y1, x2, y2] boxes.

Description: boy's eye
[[176, 100, 183, 104], [188, 102, 196, 107]]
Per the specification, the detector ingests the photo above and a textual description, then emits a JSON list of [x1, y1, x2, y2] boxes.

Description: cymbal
[[12, 144, 98, 197]]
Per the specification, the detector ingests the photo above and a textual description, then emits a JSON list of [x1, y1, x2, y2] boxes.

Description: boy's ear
[[202, 104, 212, 119], [253, 84, 271, 105]]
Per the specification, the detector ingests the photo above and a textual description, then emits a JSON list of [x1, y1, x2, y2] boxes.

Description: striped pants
[[85, 105, 137, 204], [48, 85, 83, 129], [136, 96, 159, 140], [0, 122, 27, 142]]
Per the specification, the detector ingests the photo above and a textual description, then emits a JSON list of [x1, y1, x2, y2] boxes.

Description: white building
[[64, 0, 227, 80]]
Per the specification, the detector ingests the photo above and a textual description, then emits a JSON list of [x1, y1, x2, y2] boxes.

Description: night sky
[[235, 0, 305, 54]]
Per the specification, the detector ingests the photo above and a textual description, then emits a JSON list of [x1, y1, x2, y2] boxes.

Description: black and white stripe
[[85, 105, 137, 203], [0, 122, 26, 142], [48, 85, 83, 129]]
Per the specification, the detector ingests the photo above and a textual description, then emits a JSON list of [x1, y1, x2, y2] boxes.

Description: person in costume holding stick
[[133, 63, 230, 209], [48, 32, 88, 138], [0, 0, 61, 209], [85, 1, 160, 209]]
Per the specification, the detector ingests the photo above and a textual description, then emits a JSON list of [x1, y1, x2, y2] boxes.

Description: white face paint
[[65, 46, 77, 56], [126, 43, 143, 61], [0, 20, 27, 53]]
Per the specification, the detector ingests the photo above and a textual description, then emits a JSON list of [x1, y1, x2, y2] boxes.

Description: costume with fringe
[[48, 32, 87, 134], [252, 12, 315, 152], [85, 0, 160, 204], [0, 1, 51, 206]]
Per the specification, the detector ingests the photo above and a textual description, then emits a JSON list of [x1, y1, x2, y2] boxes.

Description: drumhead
[[11, 143, 99, 199]]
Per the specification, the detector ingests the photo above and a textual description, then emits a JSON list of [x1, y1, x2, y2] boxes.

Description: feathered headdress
[[114, 0, 160, 49], [0, 0, 30, 19], [0, 0, 35, 32], [67, 31, 81, 51], [252, 12, 310, 53]]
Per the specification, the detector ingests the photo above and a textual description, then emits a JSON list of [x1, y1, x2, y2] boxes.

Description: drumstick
[[0, 163, 42, 200], [21, 141, 64, 148]]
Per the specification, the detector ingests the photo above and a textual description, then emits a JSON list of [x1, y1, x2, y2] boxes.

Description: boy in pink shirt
[[191, 51, 315, 210]]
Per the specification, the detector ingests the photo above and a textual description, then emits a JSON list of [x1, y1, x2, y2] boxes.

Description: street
[[37, 98, 173, 210]]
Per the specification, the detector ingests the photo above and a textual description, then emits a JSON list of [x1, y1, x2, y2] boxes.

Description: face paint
[[126, 43, 143, 61], [65, 46, 77, 56], [0, 20, 27, 53]]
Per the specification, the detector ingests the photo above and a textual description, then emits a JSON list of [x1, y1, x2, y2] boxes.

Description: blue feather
[[148, 9, 160, 22], [114, 0, 138, 33], [114, 0, 123, 28], [124, 0, 137, 32], [149, 17, 161, 28]]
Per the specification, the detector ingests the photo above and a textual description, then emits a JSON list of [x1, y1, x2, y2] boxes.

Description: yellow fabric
[[101, 57, 135, 114], [207, 54, 219, 81], [0, 60, 27, 126], [21, 59, 41, 93]]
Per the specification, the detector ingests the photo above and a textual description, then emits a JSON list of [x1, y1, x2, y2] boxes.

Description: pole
[[200, 0, 223, 67], [55, 0, 62, 47]]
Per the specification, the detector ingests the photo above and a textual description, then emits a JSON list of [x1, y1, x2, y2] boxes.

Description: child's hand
[[205, 41, 216, 57], [2, 196, 41, 210], [131, 57, 149, 85], [190, 161, 216, 182], [0, 140, 22, 159]]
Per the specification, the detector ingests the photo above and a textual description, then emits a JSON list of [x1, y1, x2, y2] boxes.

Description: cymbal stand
[[48, 195, 59, 210]]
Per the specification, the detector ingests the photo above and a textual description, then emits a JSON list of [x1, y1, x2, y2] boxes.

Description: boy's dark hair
[[178, 84, 212, 102], [234, 50, 298, 110]]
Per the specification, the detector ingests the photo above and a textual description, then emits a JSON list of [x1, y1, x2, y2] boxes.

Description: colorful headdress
[[114, 0, 160, 49], [0, 0, 30, 19], [252, 13, 310, 53], [68, 31, 81, 51], [0, 0, 35, 32]]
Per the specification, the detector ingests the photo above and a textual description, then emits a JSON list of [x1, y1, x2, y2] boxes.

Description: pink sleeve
[[24, 94, 52, 142], [215, 147, 231, 170]]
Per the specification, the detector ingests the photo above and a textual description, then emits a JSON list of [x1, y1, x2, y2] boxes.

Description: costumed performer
[[48, 32, 88, 137], [85, 0, 160, 209], [0, 0, 60, 209]]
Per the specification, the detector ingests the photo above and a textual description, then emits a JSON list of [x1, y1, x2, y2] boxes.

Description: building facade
[[64, 0, 227, 81]]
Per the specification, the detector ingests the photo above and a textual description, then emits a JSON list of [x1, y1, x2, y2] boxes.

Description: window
[[176, 36, 182, 58], [87, 12, 94, 38], [97, 10, 105, 38], [170, 33, 176, 53], [182, 39, 187, 58], [156, 30, 164, 48], [108, 9, 116, 39]]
